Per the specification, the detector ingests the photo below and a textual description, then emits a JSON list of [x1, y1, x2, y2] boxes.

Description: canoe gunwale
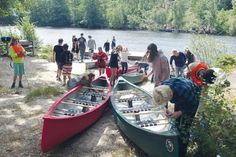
[[43, 74, 112, 120], [111, 77, 179, 136]]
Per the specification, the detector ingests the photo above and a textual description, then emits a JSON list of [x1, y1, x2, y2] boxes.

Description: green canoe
[[121, 71, 144, 84], [111, 77, 179, 157]]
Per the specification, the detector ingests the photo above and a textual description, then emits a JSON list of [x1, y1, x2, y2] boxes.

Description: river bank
[[0, 56, 236, 157], [0, 57, 154, 157]]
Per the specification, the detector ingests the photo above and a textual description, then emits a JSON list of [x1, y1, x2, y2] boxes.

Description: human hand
[[169, 111, 182, 119], [165, 109, 173, 117]]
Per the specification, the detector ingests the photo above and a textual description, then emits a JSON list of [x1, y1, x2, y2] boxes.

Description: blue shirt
[[162, 77, 200, 114], [170, 52, 186, 67]]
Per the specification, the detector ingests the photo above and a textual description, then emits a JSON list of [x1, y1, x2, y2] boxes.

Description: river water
[[1, 26, 236, 58]]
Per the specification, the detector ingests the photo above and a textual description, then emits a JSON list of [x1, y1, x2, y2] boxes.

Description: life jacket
[[12, 44, 24, 58], [191, 63, 209, 86]]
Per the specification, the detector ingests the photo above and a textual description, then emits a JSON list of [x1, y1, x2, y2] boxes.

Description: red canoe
[[106, 64, 138, 78], [41, 75, 111, 152]]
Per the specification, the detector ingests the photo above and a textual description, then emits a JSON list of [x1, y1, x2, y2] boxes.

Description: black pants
[[121, 62, 128, 74], [175, 111, 196, 157]]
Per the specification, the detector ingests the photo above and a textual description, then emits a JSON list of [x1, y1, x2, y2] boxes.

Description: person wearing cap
[[87, 35, 96, 56], [153, 77, 200, 157], [78, 33, 86, 62]]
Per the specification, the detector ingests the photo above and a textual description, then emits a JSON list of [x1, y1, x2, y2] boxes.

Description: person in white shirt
[[87, 35, 96, 57], [120, 47, 130, 74]]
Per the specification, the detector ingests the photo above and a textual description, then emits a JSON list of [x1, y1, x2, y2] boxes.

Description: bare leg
[[63, 76, 66, 85], [101, 68, 104, 75], [11, 75, 17, 88]]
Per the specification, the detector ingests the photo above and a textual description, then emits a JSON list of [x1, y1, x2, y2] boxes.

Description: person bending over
[[153, 77, 200, 157]]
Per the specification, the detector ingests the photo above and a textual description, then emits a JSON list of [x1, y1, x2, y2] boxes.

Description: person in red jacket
[[93, 47, 108, 75]]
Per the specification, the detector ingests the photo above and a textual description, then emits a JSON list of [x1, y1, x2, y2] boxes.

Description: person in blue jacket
[[153, 77, 200, 157]]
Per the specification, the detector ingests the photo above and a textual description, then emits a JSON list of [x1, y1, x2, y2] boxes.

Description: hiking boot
[[19, 81, 24, 88], [11, 82, 15, 89]]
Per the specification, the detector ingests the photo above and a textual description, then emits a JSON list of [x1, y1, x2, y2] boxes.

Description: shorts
[[98, 65, 106, 68], [56, 62, 63, 70], [62, 64, 72, 77], [13, 63, 25, 76]]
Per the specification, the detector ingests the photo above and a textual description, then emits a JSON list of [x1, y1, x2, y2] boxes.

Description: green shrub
[[16, 16, 36, 41], [0, 85, 11, 96], [189, 84, 236, 157], [25, 86, 64, 102], [37, 44, 53, 62], [214, 55, 236, 72]]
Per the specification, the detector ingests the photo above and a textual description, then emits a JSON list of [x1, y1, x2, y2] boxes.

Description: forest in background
[[0, 0, 236, 35]]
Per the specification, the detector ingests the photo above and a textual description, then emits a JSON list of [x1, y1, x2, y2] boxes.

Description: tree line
[[1, 0, 236, 35]]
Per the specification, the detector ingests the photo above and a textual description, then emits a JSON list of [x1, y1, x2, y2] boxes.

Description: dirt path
[[0, 57, 151, 157]]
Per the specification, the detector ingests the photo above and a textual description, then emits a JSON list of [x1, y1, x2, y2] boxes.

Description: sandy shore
[[0, 57, 154, 157]]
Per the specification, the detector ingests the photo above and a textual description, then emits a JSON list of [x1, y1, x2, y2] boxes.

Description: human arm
[[9, 47, 18, 59], [165, 110, 182, 119], [103, 53, 108, 61], [170, 56, 175, 72], [52, 46, 56, 62], [146, 70, 153, 77]]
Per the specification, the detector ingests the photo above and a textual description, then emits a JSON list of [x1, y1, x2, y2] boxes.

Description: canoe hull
[[111, 77, 179, 157], [113, 109, 179, 157], [122, 72, 144, 84], [41, 75, 111, 152], [41, 100, 109, 152]]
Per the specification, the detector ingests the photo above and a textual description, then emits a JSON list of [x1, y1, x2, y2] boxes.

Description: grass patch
[[25, 86, 64, 103], [214, 54, 236, 73], [37, 44, 53, 62], [0, 85, 11, 96]]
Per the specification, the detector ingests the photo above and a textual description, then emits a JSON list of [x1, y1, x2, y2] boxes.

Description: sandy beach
[[0, 56, 154, 157]]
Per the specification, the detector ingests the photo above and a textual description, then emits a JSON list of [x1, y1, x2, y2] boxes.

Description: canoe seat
[[54, 108, 79, 116], [136, 119, 168, 127], [118, 97, 142, 102]]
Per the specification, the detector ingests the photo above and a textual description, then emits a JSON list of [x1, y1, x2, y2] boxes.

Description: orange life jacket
[[12, 44, 24, 58], [191, 63, 209, 86]]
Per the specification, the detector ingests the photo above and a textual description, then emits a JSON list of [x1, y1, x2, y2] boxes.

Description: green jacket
[[9, 46, 25, 63]]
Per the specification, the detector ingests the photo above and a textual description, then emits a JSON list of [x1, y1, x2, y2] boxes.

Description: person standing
[[103, 40, 110, 54], [120, 47, 130, 74], [184, 47, 196, 66], [153, 77, 200, 157], [111, 36, 116, 50], [78, 33, 86, 62], [146, 43, 170, 87], [87, 35, 96, 57], [92, 47, 108, 75], [61, 44, 73, 86], [53, 38, 64, 81], [71, 35, 76, 53], [109, 45, 121, 86], [9, 38, 26, 88], [170, 49, 187, 77]]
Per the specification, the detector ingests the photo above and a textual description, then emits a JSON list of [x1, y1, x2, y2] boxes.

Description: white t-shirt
[[120, 51, 129, 62]]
